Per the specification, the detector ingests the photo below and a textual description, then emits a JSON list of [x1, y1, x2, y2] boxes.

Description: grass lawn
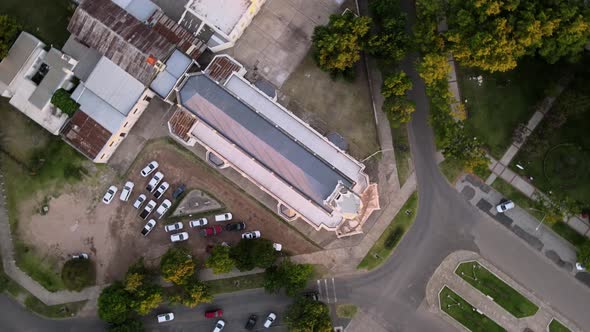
[[548, 319, 572, 332], [24, 296, 86, 318], [458, 58, 567, 158], [455, 262, 538, 318], [280, 53, 379, 160], [0, 0, 74, 47], [336, 304, 358, 318], [440, 287, 506, 332], [511, 67, 590, 207], [204, 273, 266, 295], [357, 192, 418, 270], [392, 125, 412, 186], [439, 158, 465, 184]]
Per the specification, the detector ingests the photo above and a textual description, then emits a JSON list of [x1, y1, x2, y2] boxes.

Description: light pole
[[361, 148, 394, 162], [528, 208, 547, 232]]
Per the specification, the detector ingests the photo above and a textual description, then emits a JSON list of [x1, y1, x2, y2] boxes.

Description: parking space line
[[324, 279, 330, 303], [332, 278, 337, 303], [317, 279, 323, 301]]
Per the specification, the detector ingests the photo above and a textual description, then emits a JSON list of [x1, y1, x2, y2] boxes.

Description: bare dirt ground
[[18, 140, 319, 284]]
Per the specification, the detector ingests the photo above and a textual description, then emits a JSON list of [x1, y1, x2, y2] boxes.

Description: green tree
[[205, 245, 235, 274], [578, 241, 590, 268], [383, 98, 416, 126], [264, 261, 314, 296], [286, 297, 333, 332], [381, 71, 412, 98], [0, 15, 20, 59], [130, 284, 163, 315], [61, 258, 95, 291], [108, 319, 144, 332], [417, 53, 450, 87], [98, 283, 133, 324], [312, 12, 372, 75], [160, 247, 196, 285], [231, 239, 278, 271], [168, 278, 213, 308], [367, 15, 409, 62]]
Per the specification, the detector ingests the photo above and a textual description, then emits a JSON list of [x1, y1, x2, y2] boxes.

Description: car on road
[[164, 221, 183, 233], [214, 213, 233, 222], [153, 181, 169, 200], [205, 309, 223, 318], [263, 312, 276, 328], [245, 314, 257, 330], [119, 181, 134, 201], [225, 222, 246, 231], [141, 161, 159, 177], [189, 218, 208, 228], [102, 186, 117, 204], [71, 253, 89, 259], [213, 319, 225, 332], [303, 291, 319, 301], [201, 225, 222, 237], [496, 200, 515, 213], [141, 219, 156, 237], [170, 232, 189, 242], [140, 200, 157, 219], [155, 199, 171, 219], [133, 194, 147, 209], [576, 262, 586, 271], [157, 312, 174, 323], [172, 184, 186, 200], [146, 171, 164, 192], [241, 231, 261, 240]]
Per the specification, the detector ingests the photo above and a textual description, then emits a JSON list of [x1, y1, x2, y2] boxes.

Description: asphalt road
[[1, 1, 590, 332]]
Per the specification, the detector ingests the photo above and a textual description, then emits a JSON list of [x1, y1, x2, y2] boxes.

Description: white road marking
[[332, 278, 337, 303], [317, 279, 323, 301], [324, 278, 330, 303]]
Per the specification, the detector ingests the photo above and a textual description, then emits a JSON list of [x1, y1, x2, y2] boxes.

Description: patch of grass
[[0, 0, 74, 47], [14, 241, 65, 292], [391, 124, 412, 186], [455, 262, 538, 318], [548, 319, 572, 332], [336, 304, 357, 318], [550, 223, 587, 247], [490, 178, 545, 220], [357, 192, 418, 270], [24, 296, 86, 318], [440, 287, 506, 332], [439, 158, 465, 184], [459, 58, 567, 158], [204, 273, 266, 295], [61, 259, 96, 291]]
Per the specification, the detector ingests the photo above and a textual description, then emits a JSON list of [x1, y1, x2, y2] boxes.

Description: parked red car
[[205, 309, 223, 319], [201, 225, 223, 237]]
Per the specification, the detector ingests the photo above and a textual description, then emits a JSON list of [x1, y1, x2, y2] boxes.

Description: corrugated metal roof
[[62, 110, 112, 159], [63, 36, 102, 81], [113, 0, 159, 22], [71, 84, 126, 133], [0, 32, 44, 88], [205, 55, 242, 84], [150, 49, 191, 97], [179, 74, 352, 207], [169, 107, 196, 142]]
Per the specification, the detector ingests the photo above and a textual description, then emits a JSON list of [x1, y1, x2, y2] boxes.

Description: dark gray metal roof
[[0, 32, 43, 88], [179, 74, 353, 206]]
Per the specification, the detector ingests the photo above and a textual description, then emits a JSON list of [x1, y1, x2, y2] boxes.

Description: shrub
[[51, 88, 79, 116], [0, 15, 20, 59], [61, 258, 95, 291], [230, 239, 278, 271]]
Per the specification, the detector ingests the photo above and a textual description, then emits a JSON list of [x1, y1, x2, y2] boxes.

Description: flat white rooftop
[[188, 0, 250, 35]]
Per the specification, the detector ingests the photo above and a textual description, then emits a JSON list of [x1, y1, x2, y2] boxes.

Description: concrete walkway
[[425, 251, 582, 332]]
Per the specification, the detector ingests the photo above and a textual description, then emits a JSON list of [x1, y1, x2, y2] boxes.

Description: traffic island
[[439, 286, 506, 332]]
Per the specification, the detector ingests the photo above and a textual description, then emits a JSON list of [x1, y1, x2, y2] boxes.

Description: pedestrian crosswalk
[[317, 278, 338, 303]]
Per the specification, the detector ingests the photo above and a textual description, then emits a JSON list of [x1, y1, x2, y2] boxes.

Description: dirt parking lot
[[19, 140, 319, 284]]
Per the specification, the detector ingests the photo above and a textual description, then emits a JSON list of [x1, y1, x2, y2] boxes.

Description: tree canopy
[[445, 0, 590, 72], [168, 278, 212, 308], [160, 247, 196, 285], [312, 12, 372, 75], [230, 239, 278, 271], [205, 245, 235, 274], [286, 297, 333, 332], [98, 283, 133, 324], [61, 258, 95, 291], [0, 15, 20, 59], [264, 260, 314, 296]]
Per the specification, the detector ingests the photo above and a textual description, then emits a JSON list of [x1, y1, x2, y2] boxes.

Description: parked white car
[[71, 253, 89, 260], [170, 232, 189, 242], [133, 194, 147, 209], [214, 213, 233, 222], [241, 231, 261, 240], [146, 171, 164, 192], [155, 199, 171, 219], [189, 218, 208, 228], [141, 219, 156, 237], [119, 181, 134, 201], [140, 200, 157, 220], [157, 312, 174, 323], [576, 262, 586, 271], [263, 312, 276, 328], [213, 319, 225, 332], [141, 161, 159, 177], [273, 243, 283, 252], [102, 186, 118, 204], [496, 200, 515, 213], [153, 181, 169, 200], [165, 221, 183, 233]]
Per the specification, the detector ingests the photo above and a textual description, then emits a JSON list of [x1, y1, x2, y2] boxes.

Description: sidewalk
[[425, 251, 582, 332]]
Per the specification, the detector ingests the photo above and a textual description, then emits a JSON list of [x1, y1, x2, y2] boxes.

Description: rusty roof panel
[[169, 108, 197, 142], [62, 111, 112, 160], [205, 56, 242, 83]]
